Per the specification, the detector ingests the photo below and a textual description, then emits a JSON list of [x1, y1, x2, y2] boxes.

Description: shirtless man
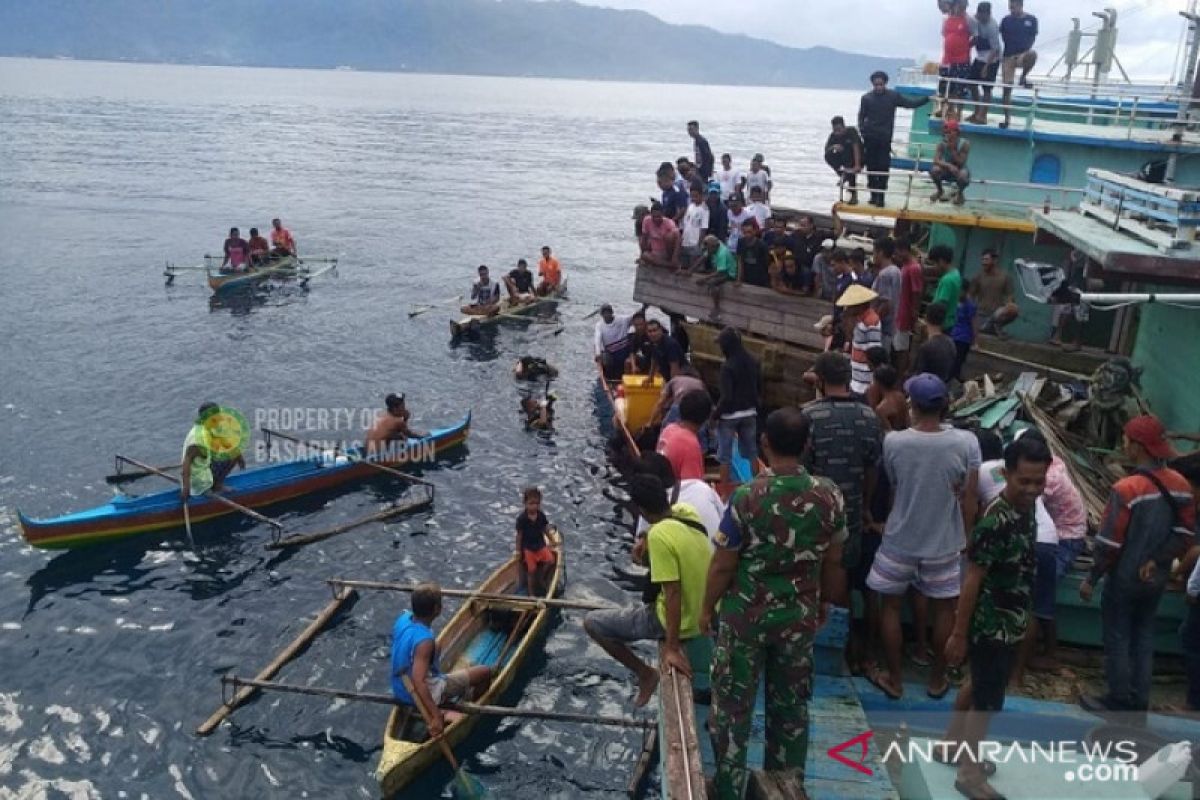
[[364, 394, 425, 459], [871, 364, 910, 432]]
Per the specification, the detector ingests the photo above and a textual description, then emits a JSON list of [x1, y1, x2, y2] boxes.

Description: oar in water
[[402, 675, 488, 799], [182, 495, 196, 550], [409, 295, 462, 318]]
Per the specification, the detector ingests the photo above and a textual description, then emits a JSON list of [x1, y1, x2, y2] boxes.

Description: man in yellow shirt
[[180, 402, 246, 501], [582, 474, 711, 706]]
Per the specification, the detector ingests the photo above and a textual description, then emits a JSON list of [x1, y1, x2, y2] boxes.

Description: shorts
[[1052, 303, 1090, 324], [1055, 537, 1087, 580], [1034, 542, 1058, 620], [866, 543, 961, 599], [716, 414, 758, 466], [938, 62, 971, 98], [969, 59, 999, 84], [522, 546, 556, 575], [968, 638, 1015, 712], [849, 529, 883, 595], [584, 604, 665, 643], [427, 669, 472, 705], [892, 330, 913, 352], [1002, 52, 1032, 85]]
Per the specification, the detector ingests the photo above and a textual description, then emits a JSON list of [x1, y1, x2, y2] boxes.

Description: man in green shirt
[[583, 474, 711, 707], [181, 402, 246, 501], [702, 408, 848, 798], [941, 435, 1051, 800], [697, 233, 738, 286], [929, 244, 962, 314]]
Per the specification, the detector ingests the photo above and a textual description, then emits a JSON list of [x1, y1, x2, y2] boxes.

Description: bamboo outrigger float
[[450, 285, 565, 338], [162, 254, 339, 292]]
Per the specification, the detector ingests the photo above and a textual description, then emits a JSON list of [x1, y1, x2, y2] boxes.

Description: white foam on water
[[0, 739, 23, 775], [29, 734, 66, 765], [11, 771, 100, 800], [116, 618, 143, 630], [101, 751, 111, 767], [109, 597, 131, 605], [1, 622, 21, 630], [260, 763, 280, 787], [148, 622, 175, 632], [92, 708, 110, 733], [168, 764, 195, 800], [138, 725, 159, 746], [0, 693, 22, 734], [63, 731, 90, 763], [46, 705, 82, 725], [71, 626, 98, 635]]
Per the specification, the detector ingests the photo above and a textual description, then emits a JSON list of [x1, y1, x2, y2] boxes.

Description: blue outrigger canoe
[[17, 414, 470, 550]]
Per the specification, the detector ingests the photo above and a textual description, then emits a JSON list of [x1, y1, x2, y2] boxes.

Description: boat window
[[1030, 154, 1062, 186]]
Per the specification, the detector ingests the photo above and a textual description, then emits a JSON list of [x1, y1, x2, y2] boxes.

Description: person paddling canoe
[[391, 582, 493, 737], [364, 394, 426, 460], [180, 402, 246, 501], [270, 217, 297, 258]]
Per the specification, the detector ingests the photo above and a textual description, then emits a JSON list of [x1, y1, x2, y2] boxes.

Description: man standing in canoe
[[365, 394, 426, 461], [583, 474, 711, 706], [181, 402, 246, 501], [270, 217, 297, 257], [221, 227, 251, 273], [391, 582, 493, 737]]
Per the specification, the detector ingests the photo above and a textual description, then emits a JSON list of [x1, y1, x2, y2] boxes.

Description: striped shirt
[[850, 308, 883, 394], [1091, 466, 1196, 589]]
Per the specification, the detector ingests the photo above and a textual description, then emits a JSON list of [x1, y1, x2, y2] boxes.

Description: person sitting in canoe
[[515, 487, 557, 596], [364, 394, 426, 461], [247, 227, 271, 267], [459, 265, 502, 317], [521, 394, 555, 431], [513, 356, 558, 381], [180, 402, 245, 501], [536, 245, 562, 296], [391, 582, 493, 737], [270, 217, 297, 258], [504, 259, 536, 304], [221, 227, 251, 273]]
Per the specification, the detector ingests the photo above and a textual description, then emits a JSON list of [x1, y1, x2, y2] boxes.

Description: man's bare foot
[[634, 668, 660, 707], [955, 773, 1007, 800]]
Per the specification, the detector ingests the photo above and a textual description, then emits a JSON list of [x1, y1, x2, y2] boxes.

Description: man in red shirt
[[1080, 415, 1196, 712], [655, 391, 711, 482], [891, 236, 925, 374], [938, 0, 973, 114]]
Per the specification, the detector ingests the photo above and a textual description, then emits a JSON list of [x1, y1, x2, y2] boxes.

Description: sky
[[572, 0, 1197, 81]]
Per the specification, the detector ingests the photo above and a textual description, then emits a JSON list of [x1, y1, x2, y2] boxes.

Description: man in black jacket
[[712, 327, 762, 485], [688, 120, 716, 181], [858, 71, 930, 207]]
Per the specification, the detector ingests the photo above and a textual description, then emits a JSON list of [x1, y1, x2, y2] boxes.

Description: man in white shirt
[[680, 186, 711, 271], [634, 452, 726, 549], [744, 154, 772, 202], [726, 195, 754, 255], [745, 186, 772, 231], [715, 153, 743, 202]]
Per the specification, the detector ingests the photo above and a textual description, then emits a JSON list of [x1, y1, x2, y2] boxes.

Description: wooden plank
[[659, 646, 707, 800], [194, 588, 357, 735], [748, 770, 809, 800]]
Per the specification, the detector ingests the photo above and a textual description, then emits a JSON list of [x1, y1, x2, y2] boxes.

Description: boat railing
[[1080, 168, 1200, 252], [897, 64, 1190, 103]]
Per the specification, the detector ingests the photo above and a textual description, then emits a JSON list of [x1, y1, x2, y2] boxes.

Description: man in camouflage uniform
[[701, 407, 848, 798], [942, 436, 1051, 799]]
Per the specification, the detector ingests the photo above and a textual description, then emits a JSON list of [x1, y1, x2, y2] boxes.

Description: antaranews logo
[[827, 731, 876, 776]]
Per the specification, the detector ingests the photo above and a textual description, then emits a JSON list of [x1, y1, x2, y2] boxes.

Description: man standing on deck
[[716, 153, 743, 202], [937, 0, 974, 114], [688, 120, 715, 182], [968, 1, 1003, 124], [181, 402, 246, 501], [792, 215, 825, 295], [639, 202, 681, 269], [744, 154, 772, 203], [858, 71, 930, 207], [657, 165, 689, 225], [725, 195, 753, 255], [712, 327, 761, 486], [704, 186, 729, 243], [941, 436, 1051, 800], [703, 407, 848, 799], [680, 186, 710, 271], [929, 244, 963, 313], [583, 474, 711, 706], [866, 373, 980, 701], [871, 237, 902, 355], [1000, 0, 1039, 129], [824, 116, 864, 204], [970, 248, 1020, 337], [270, 218, 296, 257], [1080, 415, 1196, 713], [892, 236, 925, 374], [221, 227, 250, 273]]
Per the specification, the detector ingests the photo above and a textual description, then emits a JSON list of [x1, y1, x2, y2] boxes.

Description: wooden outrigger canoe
[[204, 254, 338, 292], [375, 527, 564, 797], [17, 413, 470, 550], [450, 285, 565, 337]]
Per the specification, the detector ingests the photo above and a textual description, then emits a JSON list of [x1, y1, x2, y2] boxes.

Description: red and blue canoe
[[17, 413, 471, 550]]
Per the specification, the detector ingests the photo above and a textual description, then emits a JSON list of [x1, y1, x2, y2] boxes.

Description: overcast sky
[[573, 0, 1196, 80]]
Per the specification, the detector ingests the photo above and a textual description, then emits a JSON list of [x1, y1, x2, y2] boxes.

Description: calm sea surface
[[0, 57, 852, 799]]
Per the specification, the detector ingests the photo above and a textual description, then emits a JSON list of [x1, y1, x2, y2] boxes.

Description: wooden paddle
[[409, 295, 462, 318], [106, 463, 181, 484], [182, 496, 196, 550], [401, 675, 486, 799]]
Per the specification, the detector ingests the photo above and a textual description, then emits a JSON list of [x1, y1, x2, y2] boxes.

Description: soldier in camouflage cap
[[701, 408, 849, 798]]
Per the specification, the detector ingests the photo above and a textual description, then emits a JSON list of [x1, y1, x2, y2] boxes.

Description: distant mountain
[[0, 0, 909, 90]]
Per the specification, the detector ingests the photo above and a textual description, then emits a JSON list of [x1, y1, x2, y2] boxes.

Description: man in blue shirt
[[657, 164, 689, 224], [390, 583, 492, 736], [1000, 0, 1039, 129]]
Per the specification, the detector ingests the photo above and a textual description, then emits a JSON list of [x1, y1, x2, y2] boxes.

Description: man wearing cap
[[858, 71, 930, 207], [929, 119, 972, 205], [1080, 415, 1196, 713], [837, 284, 883, 395], [365, 394, 425, 460], [867, 373, 980, 701], [688, 120, 715, 182], [744, 154, 772, 203], [639, 202, 681, 269]]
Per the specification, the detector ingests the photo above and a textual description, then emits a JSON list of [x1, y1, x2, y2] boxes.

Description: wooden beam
[[748, 770, 810, 800], [658, 646, 707, 800], [195, 588, 356, 735]]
